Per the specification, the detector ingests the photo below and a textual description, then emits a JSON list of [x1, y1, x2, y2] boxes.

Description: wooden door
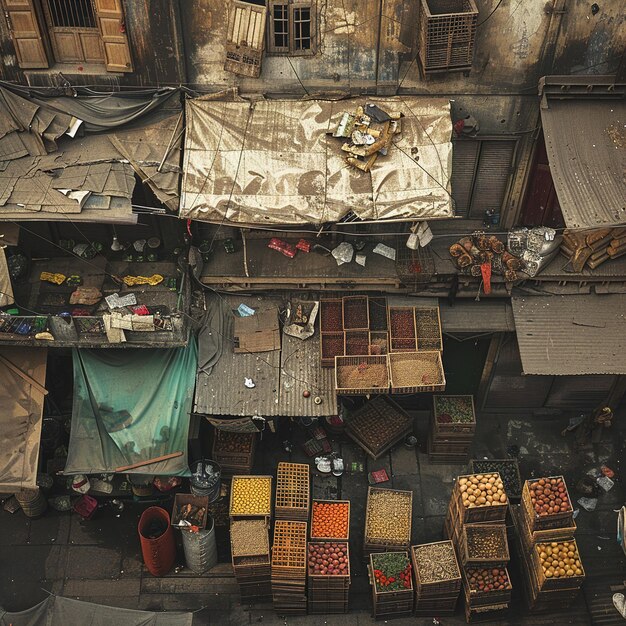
[[42, 0, 104, 63], [2, 0, 49, 68], [93, 0, 132, 72], [225, 0, 266, 78]]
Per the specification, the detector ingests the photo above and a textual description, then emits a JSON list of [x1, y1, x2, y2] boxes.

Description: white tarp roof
[[181, 97, 453, 225]]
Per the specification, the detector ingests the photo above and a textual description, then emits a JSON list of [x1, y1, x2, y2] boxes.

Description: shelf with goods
[[364, 487, 412, 558], [275, 462, 310, 521], [271, 520, 308, 615], [212, 430, 256, 475], [369, 551, 414, 619], [230, 518, 271, 601], [411, 541, 462, 616], [307, 542, 350, 614]]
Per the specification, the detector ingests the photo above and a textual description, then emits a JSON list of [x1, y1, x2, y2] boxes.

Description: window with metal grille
[[268, 0, 316, 55], [46, 0, 96, 28], [450, 139, 517, 219]]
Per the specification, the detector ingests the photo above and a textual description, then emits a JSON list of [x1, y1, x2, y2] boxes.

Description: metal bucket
[[189, 459, 221, 502], [15, 488, 47, 518], [138, 506, 176, 577], [181, 515, 218, 574]]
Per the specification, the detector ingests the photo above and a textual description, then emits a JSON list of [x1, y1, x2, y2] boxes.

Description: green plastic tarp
[[64, 339, 197, 476]]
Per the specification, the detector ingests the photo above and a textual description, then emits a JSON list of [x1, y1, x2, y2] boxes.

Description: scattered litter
[[332, 242, 354, 265], [71, 475, 90, 494], [244, 377, 255, 389], [296, 239, 311, 253], [372, 243, 396, 261], [105, 292, 137, 310], [572, 508, 580, 519], [267, 238, 296, 258], [587, 467, 602, 479], [597, 475, 615, 492], [237, 303, 256, 317], [3, 496, 20, 513], [613, 593, 626, 619], [601, 465, 615, 478], [577, 497, 598, 511], [355, 253, 367, 267]]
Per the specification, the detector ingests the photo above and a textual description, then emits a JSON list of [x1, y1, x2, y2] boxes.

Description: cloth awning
[[0, 596, 192, 626], [512, 294, 626, 375], [540, 91, 626, 229], [181, 96, 453, 225], [64, 339, 197, 476], [0, 347, 47, 492]]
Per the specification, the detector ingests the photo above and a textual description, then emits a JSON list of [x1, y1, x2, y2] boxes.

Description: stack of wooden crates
[[275, 462, 310, 521], [271, 520, 308, 615], [428, 395, 476, 464], [445, 473, 513, 623], [369, 551, 414, 619], [512, 476, 584, 612], [212, 430, 256, 475]]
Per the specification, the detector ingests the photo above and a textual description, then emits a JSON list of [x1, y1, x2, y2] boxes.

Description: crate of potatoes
[[455, 473, 509, 523]]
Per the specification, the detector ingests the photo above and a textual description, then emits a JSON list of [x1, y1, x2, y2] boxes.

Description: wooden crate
[[388, 306, 416, 340], [522, 476, 574, 530], [389, 351, 446, 393], [462, 566, 512, 608], [433, 395, 476, 434], [464, 598, 509, 623], [344, 330, 370, 356], [171, 493, 209, 529], [369, 331, 389, 355], [271, 520, 308, 577], [458, 524, 510, 568], [365, 488, 412, 551], [411, 541, 462, 597], [230, 518, 270, 558], [335, 355, 389, 394], [454, 473, 509, 523], [415, 306, 443, 351], [342, 295, 369, 330], [345, 396, 413, 460], [531, 538, 585, 591], [320, 332, 344, 367], [310, 500, 350, 541], [470, 459, 521, 501], [308, 541, 350, 581], [229, 475, 273, 520], [368, 296, 388, 331], [514, 505, 576, 552], [212, 430, 256, 474], [275, 462, 310, 521], [320, 298, 343, 332], [368, 554, 414, 618]]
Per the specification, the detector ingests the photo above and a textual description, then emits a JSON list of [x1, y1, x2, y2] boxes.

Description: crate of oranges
[[229, 475, 273, 520], [310, 500, 350, 541]]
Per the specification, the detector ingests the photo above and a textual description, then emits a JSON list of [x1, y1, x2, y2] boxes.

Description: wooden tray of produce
[[335, 355, 389, 395], [454, 473, 509, 523], [365, 487, 412, 547], [345, 396, 413, 460], [531, 538, 585, 591], [459, 524, 510, 568], [415, 306, 443, 351], [462, 566, 512, 608], [229, 475, 273, 519], [411, 540, 461, 595], [310, 500, 350, 541], [470, 459, 521, 500], [389, 351, 445, 393], [522, 476, 574, 531], [342, 295, 369, 331], [307, 541, 350, 580], [320, 298, 343, 333], [433, 395, 476, 434], [212, 430, 256, 471], [231, 518, 270, 558]]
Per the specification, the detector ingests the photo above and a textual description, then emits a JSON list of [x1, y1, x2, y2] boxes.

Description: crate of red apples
[[522, 476, 574, 530], [463, 566, 512, 607]]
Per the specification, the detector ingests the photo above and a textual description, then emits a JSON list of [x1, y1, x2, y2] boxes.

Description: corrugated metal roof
[[541, 98, 626, 229], [181, 96, 454, 225], [512, 294, 626, 375], [439, 299, 515, 333]]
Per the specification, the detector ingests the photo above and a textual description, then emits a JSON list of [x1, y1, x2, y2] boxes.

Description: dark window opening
[[242, 0, 267, 5], [273, 5, 289, 49], [267, 1, 315, 55], [293, 7, 311, 50], [46, 0, 97, 29]]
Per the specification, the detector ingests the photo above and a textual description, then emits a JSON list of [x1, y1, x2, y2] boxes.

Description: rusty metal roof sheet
[[512, 294, 626, 375], [541, 98, 626, 229], [181, 96, 453, 225]]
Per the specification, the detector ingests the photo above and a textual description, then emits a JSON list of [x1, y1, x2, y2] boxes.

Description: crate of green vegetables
[[433, 395, 476, 435], [369, 551, 414, 617]]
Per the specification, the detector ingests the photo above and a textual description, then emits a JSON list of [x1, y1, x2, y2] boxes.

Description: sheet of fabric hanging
[[64, 338, 197, 476]]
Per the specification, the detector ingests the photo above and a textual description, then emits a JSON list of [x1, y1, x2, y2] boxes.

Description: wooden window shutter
[[225, 0, 267, 78], [2, 0, 48, 68], [450, 139, 479, 218], [93, 0, 133, 73], [468, 140, 516, 218]]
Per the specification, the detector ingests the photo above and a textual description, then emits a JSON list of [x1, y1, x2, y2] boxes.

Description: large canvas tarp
[[181, 97, 453, 225], [64, 339, 197, 476], [0, 347, 47, 492], [0, 596, 192, 626]]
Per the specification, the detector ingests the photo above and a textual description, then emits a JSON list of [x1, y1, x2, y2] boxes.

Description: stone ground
[[0, 409, 625, 625]]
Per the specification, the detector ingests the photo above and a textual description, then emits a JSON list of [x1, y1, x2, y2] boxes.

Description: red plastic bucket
[[138, 506, 176, 576]]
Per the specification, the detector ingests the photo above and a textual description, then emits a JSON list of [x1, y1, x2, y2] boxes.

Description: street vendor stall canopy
[[0, 347, 47, 492], [512, 294, 626, 375], [539, 76, 626, 229], [64, 339, 197, 476], [181, 96, 454, 225]]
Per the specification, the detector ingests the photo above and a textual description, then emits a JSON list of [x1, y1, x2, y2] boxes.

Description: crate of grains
[[345, 396, 413, 460], [320, 298, 343, 332], [470, 459, 521, 501], [368, 296, 388, 331], [369, 552, 414, 618], [365, 488, 412, 554], [344, 330, 370, 356], [459, 524, 510, 568], [415, 307, 443, 351], [321, 332, 345, 367], [454, 473, 508, 523], [342, 295, 369, 330], [335, 355, 389, 394], [231, 519, 270, 570], [229, 475, 273, 520], [275, 462, 310, 521], [389, 351, 445, 393], [434, 395, 476, 434], [311, 500, 350, 541]]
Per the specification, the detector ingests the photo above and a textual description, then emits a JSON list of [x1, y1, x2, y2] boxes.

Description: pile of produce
[[321, 299, 343, 332], [343, 297, 369, 329], [366, 490, 412, 541], [215, 430, 253, 453], [465, 526, 508, 560], [413, 542, 460, 583], [230, 477, 272, 516], [458, 473, 507, 509], [230, 519, 269, 556], [471, 460, 521, 497], [308, 542, 349, 576], [372, 553, 413, 591], [528, 477, 572, 516], [537, 541, 583, 579], [311, 502, 349, 539], [434, 396, 474, 424], [336, 360, 389, 390], [466, 567, 510, 593]]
